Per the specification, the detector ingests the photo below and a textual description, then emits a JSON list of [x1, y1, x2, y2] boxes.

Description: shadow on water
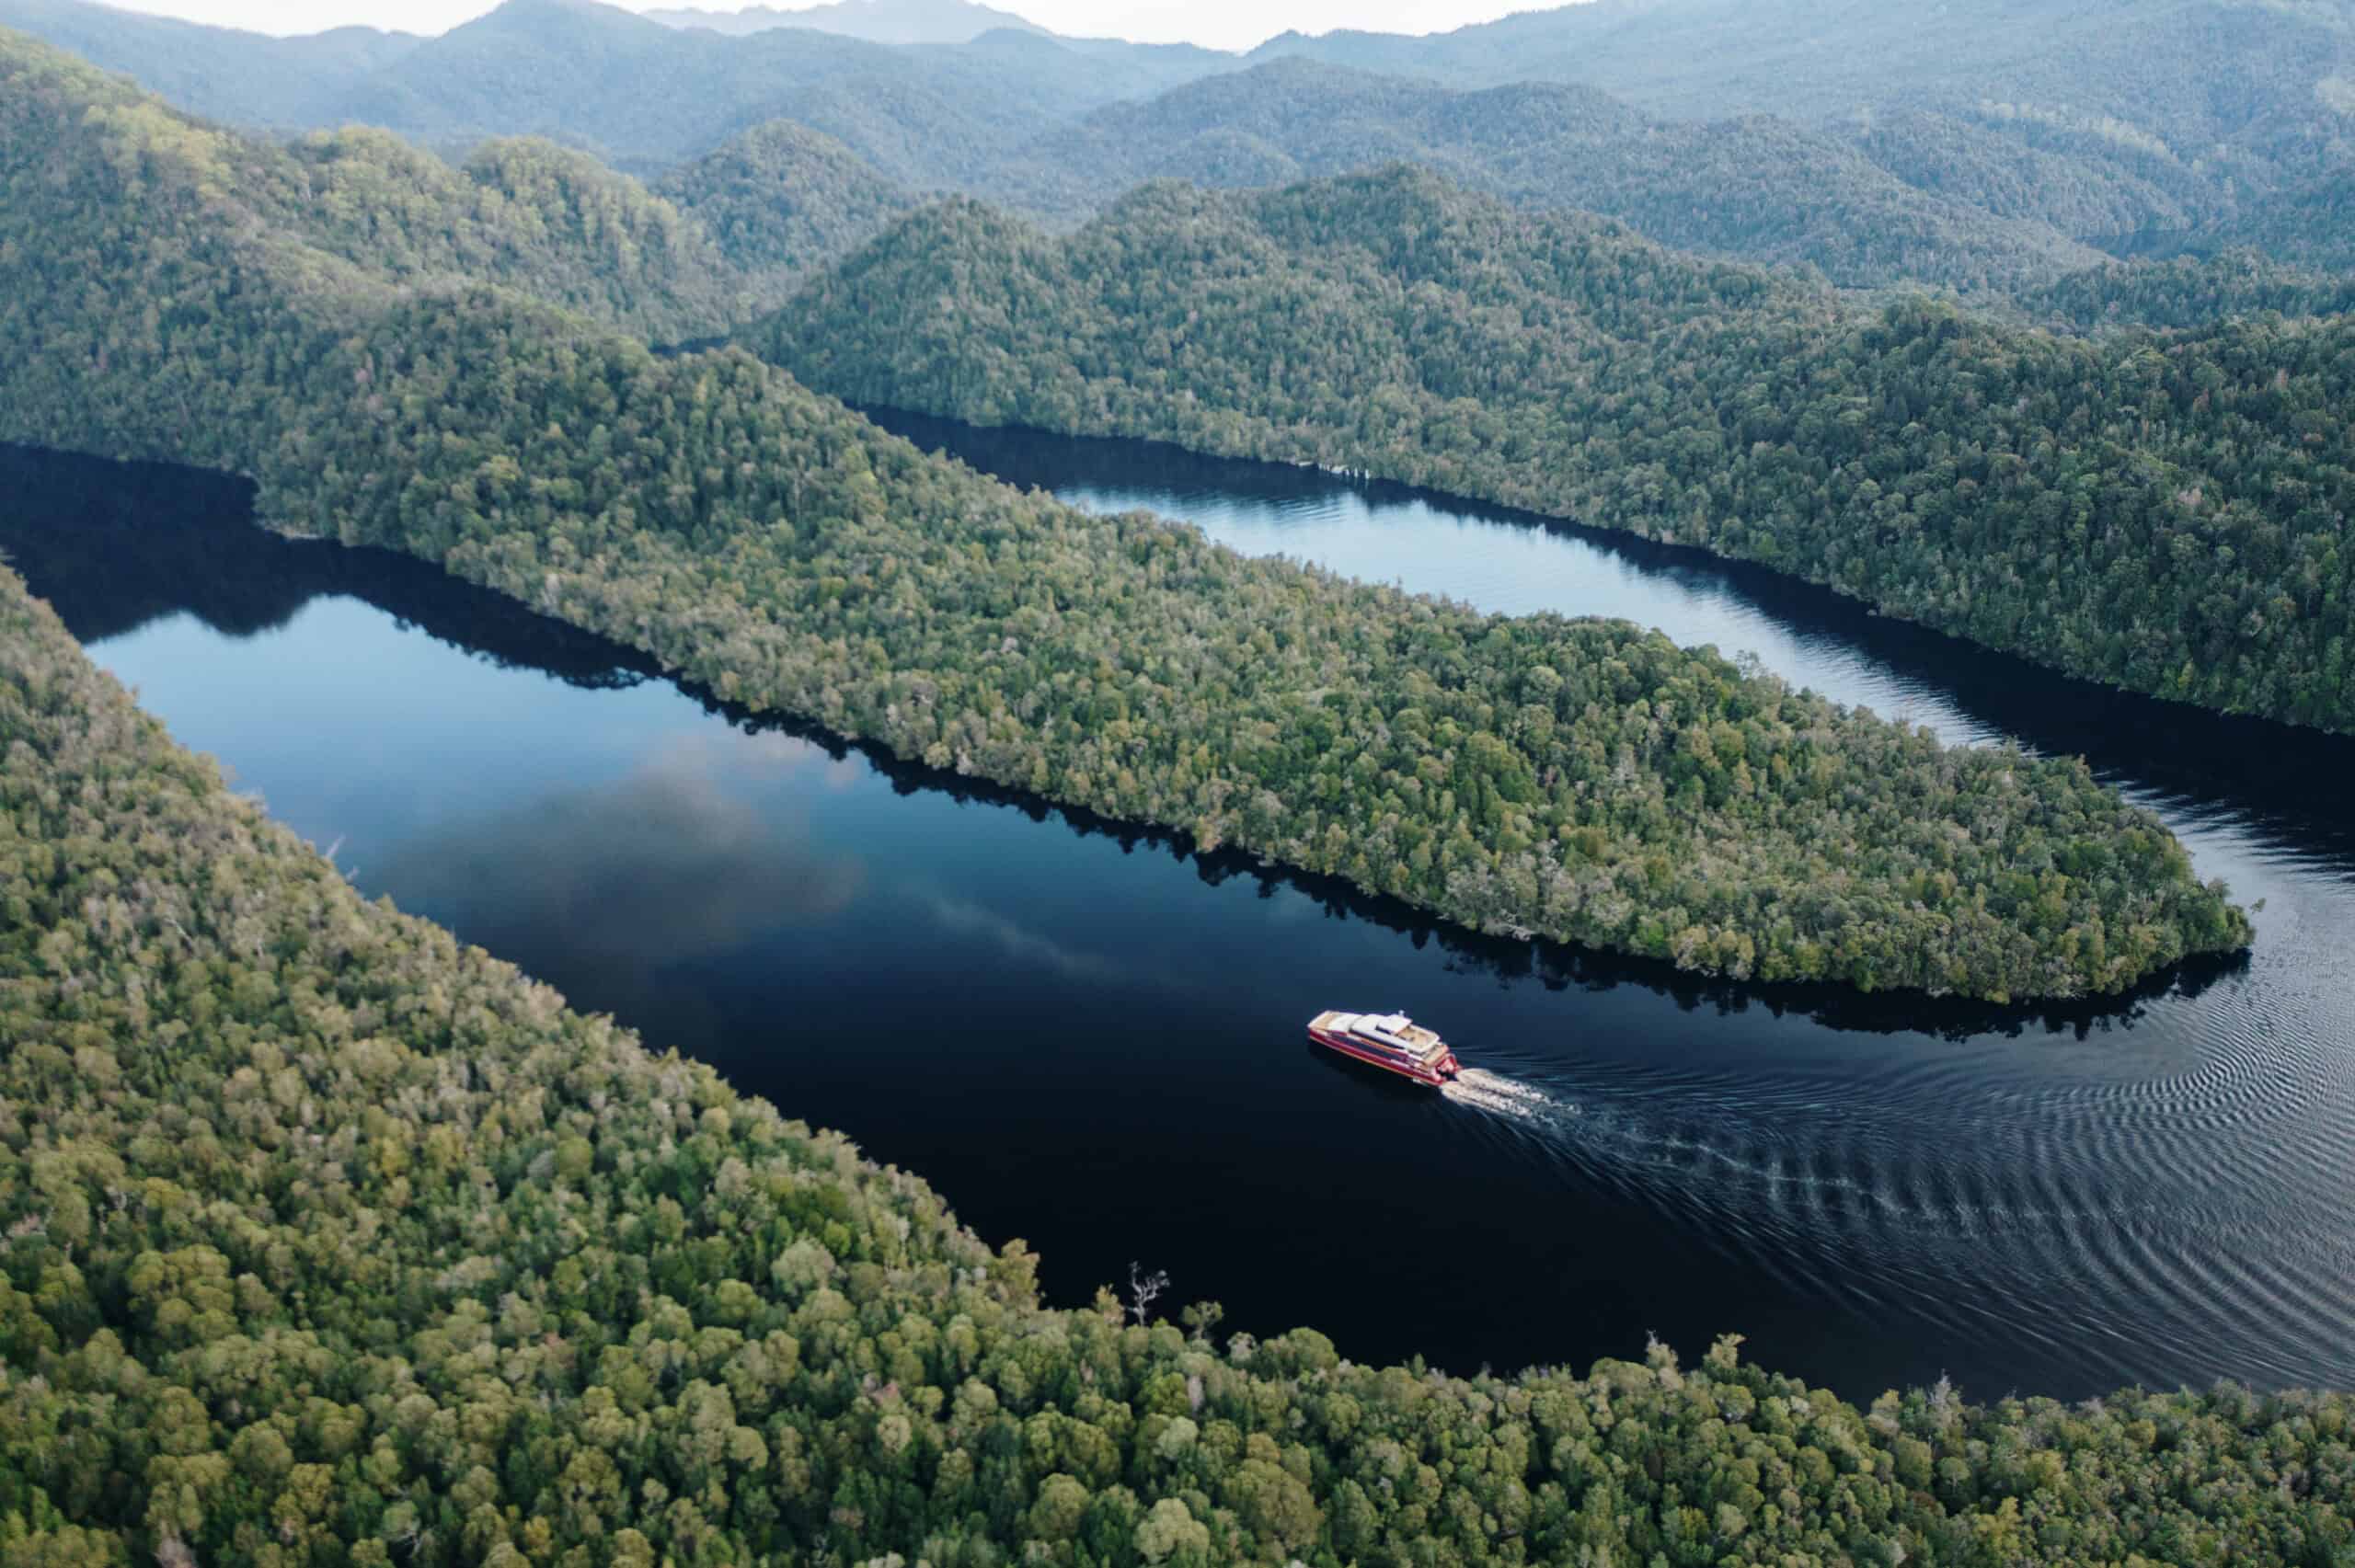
[[11, 443, 2264, 1046], [0, 445, 660, 691]]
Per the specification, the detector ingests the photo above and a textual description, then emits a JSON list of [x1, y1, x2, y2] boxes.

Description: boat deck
[[1310, 1010, 1450, 1065]]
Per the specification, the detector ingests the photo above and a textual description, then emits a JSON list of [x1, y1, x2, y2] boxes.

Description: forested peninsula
[[5, 564, 2351, 1565], [754, 173, 2355, 736], [0, 29, 2253, 1001]]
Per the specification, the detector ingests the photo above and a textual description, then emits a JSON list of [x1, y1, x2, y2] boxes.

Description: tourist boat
[[1306, 1010, 1462, 1086]]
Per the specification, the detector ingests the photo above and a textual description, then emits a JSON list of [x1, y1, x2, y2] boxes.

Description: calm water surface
[[10, 426, 2352, 1403]]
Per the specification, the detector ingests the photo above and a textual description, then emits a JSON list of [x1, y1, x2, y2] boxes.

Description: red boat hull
[[1308, 1026, 1459, 1087]]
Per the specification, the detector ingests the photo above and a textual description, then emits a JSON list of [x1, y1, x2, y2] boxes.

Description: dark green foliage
[[0, 31, 2250, 1000], [283, 130, 751, 342], [0, 564, 2348, 1564], [2024, 250, 2355, 331], [759, 171, 2355, 736], [653, 120, 920, 315], [0, 41, 742, 343]]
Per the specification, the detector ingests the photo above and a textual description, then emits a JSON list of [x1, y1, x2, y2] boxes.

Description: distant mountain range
[[0, 0, 425, 124], [0, 0, 1230, 172], [643, 0, 1049, 44], [0, 0, 2348, 294], [982, 59, 2113, 292], [1246, 0, 2355, 138]]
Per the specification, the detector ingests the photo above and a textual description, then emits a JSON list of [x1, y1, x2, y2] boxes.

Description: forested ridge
[[0, 29, 2252, 1000], [0, 56, 749, 343], [991, 62, 2110, 295], [0, 0, 1244, 189], [9, 0, 2351, 309], [755, 172, 2355, 736], [651, 120, 919, 315], [2021, 251, 2355, 333], [1245, 0, 2355, 139], [3, 567, 2350, 1564]]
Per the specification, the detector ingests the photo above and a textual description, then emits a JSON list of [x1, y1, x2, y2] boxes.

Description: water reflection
[[9, 438, 2354, 1404], [868, 407, 2355, 879]]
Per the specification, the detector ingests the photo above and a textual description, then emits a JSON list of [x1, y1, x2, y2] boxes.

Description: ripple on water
[[23, 424, 2355, 1401]]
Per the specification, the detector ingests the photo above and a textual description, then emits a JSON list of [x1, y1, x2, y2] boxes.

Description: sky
[[101, 0, 1546, 50]]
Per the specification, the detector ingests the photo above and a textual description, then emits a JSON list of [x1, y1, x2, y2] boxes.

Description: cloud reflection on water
[[373, 751, 867, 971], [922, 892, 1139, 986]]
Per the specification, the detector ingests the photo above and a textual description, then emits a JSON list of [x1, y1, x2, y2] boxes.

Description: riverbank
[[6, 555, 2352, 1564], [0, 35, 2252, 1000], [753, 172, 2355, 736], [18, 436, 2355, 1402]]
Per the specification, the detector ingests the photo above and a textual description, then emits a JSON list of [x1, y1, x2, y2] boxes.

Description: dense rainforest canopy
[[0, 5, 2349, 1562], [0, 29, 2257, 1001], [1, 564, 2349, 1564], [757, 172, 2355, 736], [2020, 251, 2355, 333], [651, 120, 919, 316]]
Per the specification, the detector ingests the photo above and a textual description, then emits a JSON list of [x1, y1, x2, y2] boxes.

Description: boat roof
[[1327, 1012, 1439, 1046], [1325, 1011, 1411, 1031]]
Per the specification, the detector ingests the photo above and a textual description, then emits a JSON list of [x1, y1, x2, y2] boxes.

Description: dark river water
[[9, 424, 2352, 1404]]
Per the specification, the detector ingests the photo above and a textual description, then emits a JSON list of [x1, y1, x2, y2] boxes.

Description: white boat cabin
[[1312, 1010, 1449, 1063]]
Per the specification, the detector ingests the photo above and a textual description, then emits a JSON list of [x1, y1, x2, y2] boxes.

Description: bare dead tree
[[1128, 1261, 1170, 1325]]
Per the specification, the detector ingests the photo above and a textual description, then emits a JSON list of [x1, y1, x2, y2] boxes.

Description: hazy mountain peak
[[642, 0, 1050, 44], [454, 0, 672, 43]]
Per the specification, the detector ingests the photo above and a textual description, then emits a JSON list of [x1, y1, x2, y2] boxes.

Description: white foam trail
[[1443, 1068, 1578, 1124]]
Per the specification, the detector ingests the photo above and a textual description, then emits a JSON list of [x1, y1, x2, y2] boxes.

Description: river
[[7, 424, 2351, 1404]]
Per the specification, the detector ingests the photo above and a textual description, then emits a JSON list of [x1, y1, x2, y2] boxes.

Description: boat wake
[[1442, 1068, 1579, 1125]]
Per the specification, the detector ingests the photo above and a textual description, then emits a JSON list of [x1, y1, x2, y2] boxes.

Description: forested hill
[[285, 132, 750, 342], [4, 563, 2346, 1563], [2023, 251, 2355, 332], [325, 0, 1056, 179], [0, 39, 749, 342], [0, 29, 2252, 1000], [0, 25, 914, 340], [653, 120, 921, 310], [991, 62, 2107, 293], [1233, 0, 2355, 270], [757, 172, 2355, 735]]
